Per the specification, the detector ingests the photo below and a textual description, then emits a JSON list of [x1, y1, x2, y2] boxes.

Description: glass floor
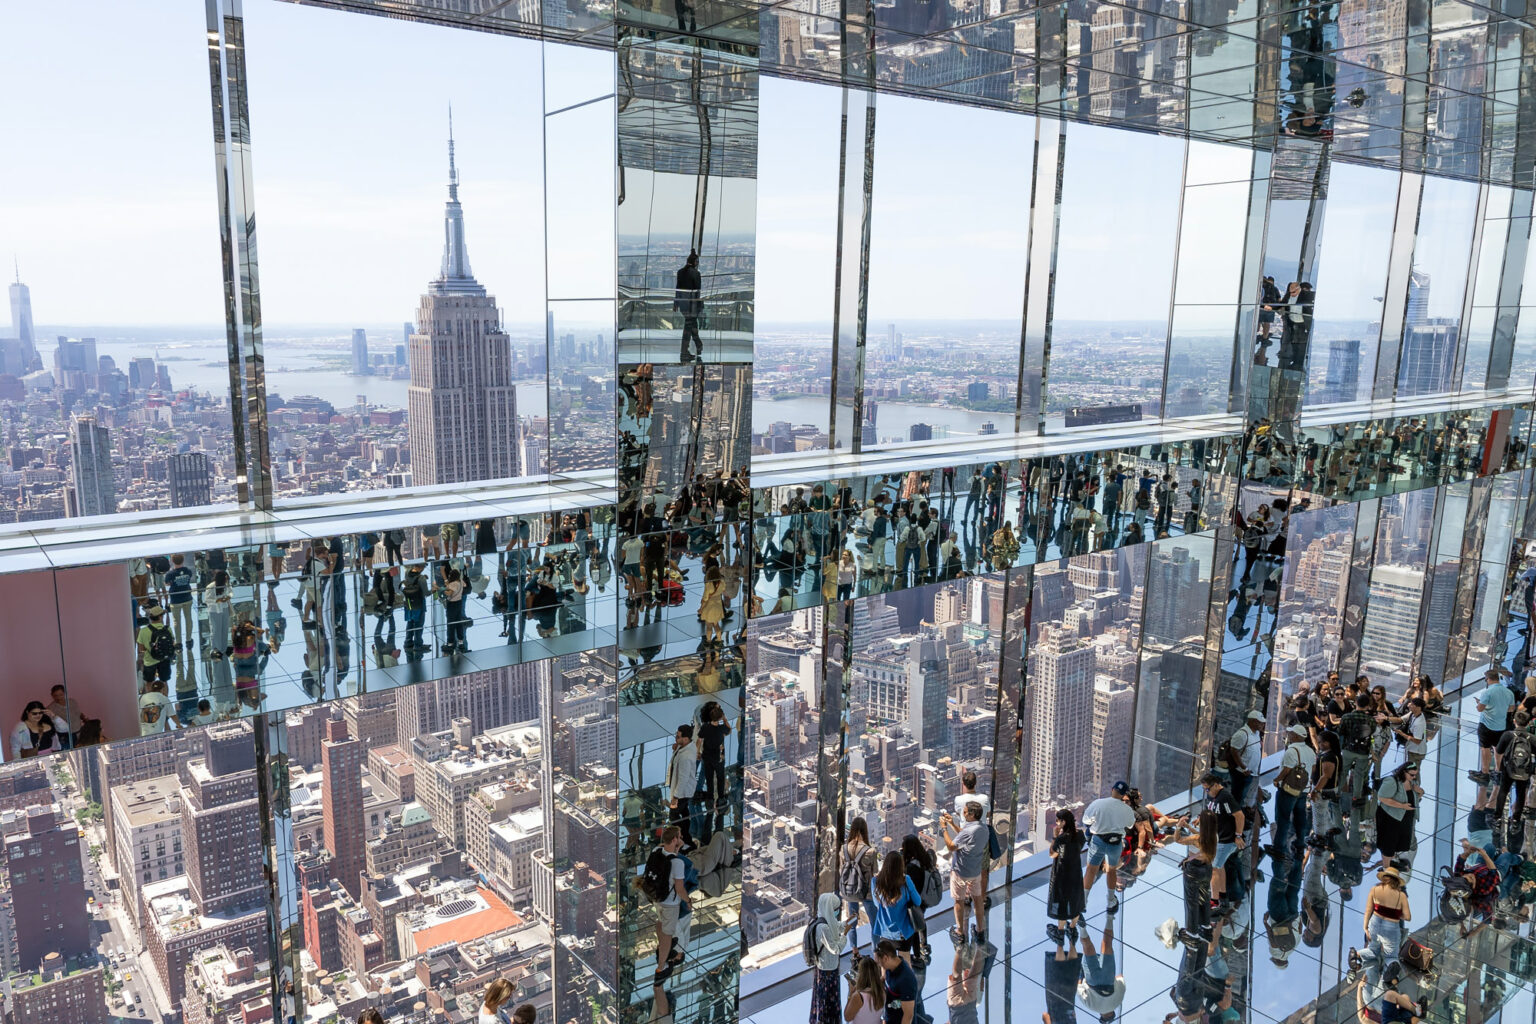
[[743, 687, 1536, 1024]]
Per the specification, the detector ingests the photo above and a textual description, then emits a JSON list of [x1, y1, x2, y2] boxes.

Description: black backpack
[[149, 625, 175, 663], [147, 555, 171, 574], [800, 917, 824, 968], [1509, 732, 1535, 780], [1439, 867, 1475, 923], [641, 847, 674, 903], [1340, 712, 1373, 754]]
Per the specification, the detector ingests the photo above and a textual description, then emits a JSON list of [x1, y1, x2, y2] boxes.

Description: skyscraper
[[179, 722, 263, 916], [1322, 338, 1361, 403], [168, 451, 213, 508], [351, 327, 371, 375], [67, 416, 115, 518], [407, 117, 520, 486], [9, 262, 37, 370], [2, 806, 90, 970], [321, 718, 365, 899]]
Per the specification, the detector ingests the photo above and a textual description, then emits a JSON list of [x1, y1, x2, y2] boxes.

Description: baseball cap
[[1288, 723, 1308, 738], [1111, 781, 1130, 795], [1246, 709, 1265, 723]]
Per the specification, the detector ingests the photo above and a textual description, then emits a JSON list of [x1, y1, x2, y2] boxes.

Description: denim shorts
[[1087, 834, 1123, 867], [1214, 842, 1236, 868], [1083, 950, 1117, 989]]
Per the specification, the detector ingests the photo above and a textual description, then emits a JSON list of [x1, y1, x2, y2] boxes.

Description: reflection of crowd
[[754, 455, 1215, 611], [127, 512, 613, 725], [9, 685, 92, 758]]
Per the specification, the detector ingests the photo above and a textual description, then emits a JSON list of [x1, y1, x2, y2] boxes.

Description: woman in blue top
[[870, 851, 922, 962]]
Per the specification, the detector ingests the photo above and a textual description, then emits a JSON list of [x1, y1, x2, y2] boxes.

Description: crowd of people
[[788, 665, 1536, 1024], [752, 455, 1214, 614], [124, 513, 621, 727]]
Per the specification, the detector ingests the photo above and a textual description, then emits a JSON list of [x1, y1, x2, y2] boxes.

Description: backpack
[[1439, 866, 1476, 923], [148, 625, 175, 663], [147, 555, 171, 574], [1278, 747, 1310, 793], [1340, 712, 1373, 754], [800, 917, 825, 968], [987, 823, 1004, 861], [641, 848, 674, 903], [917, 865, 943, 909], [839, 847, 869, 901], [1135, 490, 1152, 510], [1509, 732, 1535, 780]]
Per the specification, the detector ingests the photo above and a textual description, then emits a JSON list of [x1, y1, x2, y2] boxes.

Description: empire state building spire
[[434, 107, 482, 296]]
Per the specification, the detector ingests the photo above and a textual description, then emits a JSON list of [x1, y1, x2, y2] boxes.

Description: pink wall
[[0, 563, 137, 759]]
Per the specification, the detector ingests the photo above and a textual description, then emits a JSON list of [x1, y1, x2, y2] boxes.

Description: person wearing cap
[[1199, 772, 1245, 910], [1270, 723, 1317, 860], [1474, 667, 1517, 783], [1074, 915, 1125, 1022], [1082, 782, 1136, 912]]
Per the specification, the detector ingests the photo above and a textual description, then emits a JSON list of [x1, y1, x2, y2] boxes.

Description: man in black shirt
[[674, 251, 703, 362], [695, 701, 732, 837], [1200, 772, 1245, 910], [876, 939, 918, 1024]]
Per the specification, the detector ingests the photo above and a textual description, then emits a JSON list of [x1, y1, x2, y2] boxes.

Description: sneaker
[[1046, 924, 1063, 944], [949, 926, 967, 943], [1106, 893, 1120, 912], [1347, 947, 1363, 973]]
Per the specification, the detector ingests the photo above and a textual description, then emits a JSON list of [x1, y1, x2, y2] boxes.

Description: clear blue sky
[[0, 0, 1476, 330]]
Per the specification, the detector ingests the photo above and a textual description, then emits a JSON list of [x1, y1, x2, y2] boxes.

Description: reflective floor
[[744, 687, 1536, 1024]]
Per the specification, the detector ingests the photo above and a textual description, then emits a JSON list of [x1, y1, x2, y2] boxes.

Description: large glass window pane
[[862, 97, 1031, 447], [0, 1, 233, 523], [1306, 162, 1397, 407], [243, 0, 550, 494], [1396, 175, 1479, 397], [752, 77, 841, 453], [1047, 125, 1183, 428]]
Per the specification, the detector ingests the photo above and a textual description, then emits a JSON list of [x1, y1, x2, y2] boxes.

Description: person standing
[[1338, 694, 1379, 830], [1270, 723, 1317, 859], [939, 802, 988, 944], [1199, 772, 1245, 910], [875, 940, 919, 1024], [1348, 866, 1410, 979], [869, 853, 922, 960], [401, 565, 428, 655], [840, 818, 879, 960], [667, 724, 699, 852], [136, 606, 175, 689], [808, 892, 849, 1024], [164, 554, 195, 657], [1082, 781, 1136, 912], [1474, 669, 1517, 782], [1076, 915, 1126, 1023], [674, 251, 703, 362], [1374, 762, 1421, 865], [1046, 808, 1086, 942], [1311, 730, 1342, 840]]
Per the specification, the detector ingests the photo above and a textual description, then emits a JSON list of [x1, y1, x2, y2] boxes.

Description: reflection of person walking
[[674, 251, 703, 362]]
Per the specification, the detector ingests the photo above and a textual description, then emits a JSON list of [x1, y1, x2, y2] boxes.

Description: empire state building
[[407, 120, 520, 486]]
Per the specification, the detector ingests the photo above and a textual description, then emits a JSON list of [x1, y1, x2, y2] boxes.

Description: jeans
[[1340, 751, 1371, 808], [1312, 794, 1339, 838], [1273, 788, 1310, 856], [405, 606, 425, 650], [844, 898, 878, 951], [670, 796, 693, 848], [1362, 915, 1403, 970]]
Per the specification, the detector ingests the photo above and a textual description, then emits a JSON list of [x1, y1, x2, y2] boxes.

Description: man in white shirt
[[1395, 698, 1428, 765], [651, 827, 691, 982], [1082, 782, 1137, 912], [1270, 724, 1317, 859], [667, 724, 699, 852], [1227, 710, 1265, 807], [1076, 916, 1126, 1022], [954, 770, 994, 907]]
